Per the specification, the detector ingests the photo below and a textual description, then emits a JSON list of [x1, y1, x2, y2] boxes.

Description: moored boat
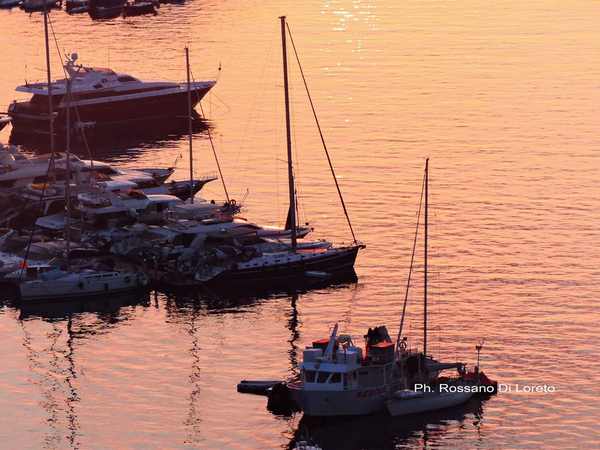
[[122, 0, 156, 16], [4, 263, 148, 302], [65, 0, 88, 13], [20, 0, 59, 11], [8, 54, 216, 136], [0, 0, 22, 8], [245, 159, 496, 417]]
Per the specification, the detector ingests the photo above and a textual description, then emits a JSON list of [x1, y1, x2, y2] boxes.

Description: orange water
[[1, 1, 599, 448]]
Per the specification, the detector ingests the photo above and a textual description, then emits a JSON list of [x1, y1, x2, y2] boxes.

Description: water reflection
[[8, 116, 210, 160], [288, 398, 489, 450], [15, 291, 150, 449], [17, 290, 151, 320]]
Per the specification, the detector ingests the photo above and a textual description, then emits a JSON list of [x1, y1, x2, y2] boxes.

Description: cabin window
[[117, 76, 137, 82], [0, 180, 15, 188], [330, 373, 341, 384], [304, 370, 316, 383], [317, 371, 330, 383]]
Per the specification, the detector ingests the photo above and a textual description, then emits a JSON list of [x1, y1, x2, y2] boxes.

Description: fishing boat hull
[[288, 382, 389, 416], [87, 0, 123, 17], [8, 83, 214, 136], [385, 390, 473, 416]]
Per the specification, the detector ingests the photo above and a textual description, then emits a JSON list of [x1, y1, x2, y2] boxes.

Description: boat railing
[[196, 172, 218, 182]]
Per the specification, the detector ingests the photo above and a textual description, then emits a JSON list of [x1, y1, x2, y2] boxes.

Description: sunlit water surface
[[1, 1, 600, 448]]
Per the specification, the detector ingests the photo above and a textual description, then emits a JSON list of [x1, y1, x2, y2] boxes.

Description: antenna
[[476, 339, 485, 369]]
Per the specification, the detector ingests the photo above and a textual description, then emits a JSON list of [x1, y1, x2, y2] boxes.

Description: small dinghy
[[237, 380, 282, 396]]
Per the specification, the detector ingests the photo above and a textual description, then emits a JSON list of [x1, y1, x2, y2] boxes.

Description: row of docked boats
[[0, 14, 498, 425], [0, 0, 181, 17], [0, 17, 364, 303]]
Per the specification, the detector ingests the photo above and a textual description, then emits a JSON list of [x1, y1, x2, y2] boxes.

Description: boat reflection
[[16, 290, 151, 320], [163, 270, 359, 307], [288, 397, 489, 450], [8, 116, 210, 158], [15, 290, 150, 449]]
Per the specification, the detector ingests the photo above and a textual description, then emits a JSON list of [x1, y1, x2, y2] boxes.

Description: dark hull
[[9, 85, 212, 135], [88, 5, 121, 18], [122, 2, 156, 16], [20, 0, 60, 11], [209, 245, 362, 286]]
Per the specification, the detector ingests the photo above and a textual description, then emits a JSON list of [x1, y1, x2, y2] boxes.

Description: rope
[[191, 72, 230, 203], [285, 23, 358, 244], [396, 170, 426, 349], [198, 103, 230, 202]]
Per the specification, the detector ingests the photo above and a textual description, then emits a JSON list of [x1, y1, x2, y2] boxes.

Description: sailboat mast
[[186, 47, 194, 204], [65, 71, 72, 269], [280, 15, 297, 250], [423, 158, 429, 357], [43, 6, 54, 156]]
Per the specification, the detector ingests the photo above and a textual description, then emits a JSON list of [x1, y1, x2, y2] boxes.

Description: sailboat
[[273, 160, 496, 416], [194, 16, 364, 286]]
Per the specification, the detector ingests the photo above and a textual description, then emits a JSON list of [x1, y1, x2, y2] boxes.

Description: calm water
[[1, 1, 600, 448]]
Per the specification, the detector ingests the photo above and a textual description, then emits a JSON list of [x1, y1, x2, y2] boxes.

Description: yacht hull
[[8, 84, 214, 136]]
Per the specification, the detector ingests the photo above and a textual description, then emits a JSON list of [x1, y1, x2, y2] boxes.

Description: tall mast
[[43, 5, 54, 156], [280, 15, 297, 250], [65, 67, 72, 269], [423, 158, 429, 357], [185, 47, 194, 204]]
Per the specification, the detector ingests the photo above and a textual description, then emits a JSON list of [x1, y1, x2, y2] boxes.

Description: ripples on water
[[1, 0, 600, 448]]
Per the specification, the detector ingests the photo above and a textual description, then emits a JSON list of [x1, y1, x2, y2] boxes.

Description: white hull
[[17, 271, 148, 302], [385, 390, 473, 416]]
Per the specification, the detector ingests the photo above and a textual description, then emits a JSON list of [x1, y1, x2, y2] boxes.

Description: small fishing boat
[[65, 0, 88, 13], [88, 0, 123, 18], [20, 0, 59, 11], [245, 159, 496, 417], [0, 0, 22, 8], [122, 0, 156, 16]]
